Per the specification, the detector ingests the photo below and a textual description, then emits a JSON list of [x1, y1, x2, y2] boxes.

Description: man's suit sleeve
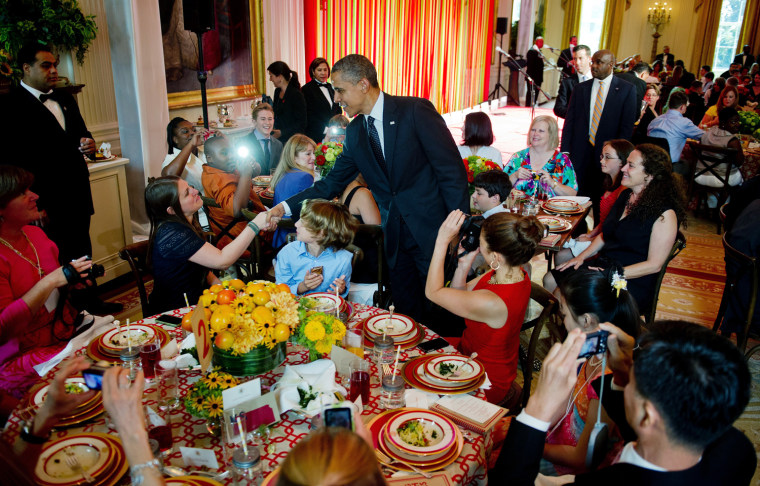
[[554, 78, 571, 118], [560, 87, 579, 153], [413, 99, 469, 214], [489, 420, 549, 485], [616, 82, 638, 140]]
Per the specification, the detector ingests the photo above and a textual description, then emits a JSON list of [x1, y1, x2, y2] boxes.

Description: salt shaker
[[231, 447, 262, 485], [373, 334, 394, 365]]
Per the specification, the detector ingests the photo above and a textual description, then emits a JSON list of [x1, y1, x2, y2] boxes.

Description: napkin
[[273, 359, 347, 415], [548, 195, 590, 205], [480, 373, 492, 390], [33, 314, 115, 376], [404, 389, 440, 409], [562, 238, 593, 256]]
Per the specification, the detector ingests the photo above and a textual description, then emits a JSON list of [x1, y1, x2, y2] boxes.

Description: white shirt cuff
[[515, 410, 551, 432], [281, 201, 292, 216]]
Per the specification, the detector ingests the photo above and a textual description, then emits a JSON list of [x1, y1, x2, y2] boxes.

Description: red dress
[[599, 186, 625, 225], [459, 269, 531, 404]]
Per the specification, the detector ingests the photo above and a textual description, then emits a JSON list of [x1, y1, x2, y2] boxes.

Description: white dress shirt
[[589, 74, 614, 132], [21, 80, 65, 130]]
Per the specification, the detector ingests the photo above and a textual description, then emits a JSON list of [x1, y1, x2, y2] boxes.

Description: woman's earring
[[489, 257, 501, 271]]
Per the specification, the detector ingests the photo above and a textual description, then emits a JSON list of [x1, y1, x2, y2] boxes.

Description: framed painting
[[159, 0, 265, 109]]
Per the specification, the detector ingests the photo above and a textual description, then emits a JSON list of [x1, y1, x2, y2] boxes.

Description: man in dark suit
[[654, 45, 675, 68], [0, 44, 120, 314], [733, 45, 755, 69], [267, 54, 468, 326], [557, 35, 577, 76], [560, 50, 637, 220], [236, 102, 283, 175], [490, 322, 755, 485], [302, 57, 343, 143], [615, 61, 649, 113], [554, 44, 592, 118], [525, 37, 545, 107]]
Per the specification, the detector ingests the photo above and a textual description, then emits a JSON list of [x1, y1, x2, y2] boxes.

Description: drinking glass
[[349, 360, 370, 406], [145, 405, 173, 452], [343, 327, 364, 359], [155, 361, 180, 410], [140, 342, 161, 381]]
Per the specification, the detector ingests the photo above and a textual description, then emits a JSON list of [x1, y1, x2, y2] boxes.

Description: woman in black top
[[268, 61, 307, 144], [302, 57, 343, 143], [632, 84, 660, 144]]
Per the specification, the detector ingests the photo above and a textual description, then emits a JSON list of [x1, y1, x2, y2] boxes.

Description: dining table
[[1, 302, 493, 486]]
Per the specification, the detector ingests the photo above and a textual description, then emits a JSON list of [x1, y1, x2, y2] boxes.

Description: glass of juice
[[140, 342, 161, 381], [145, 405, 173, 452], [349, 359, 370, 406], [343, 327, 364, 359]]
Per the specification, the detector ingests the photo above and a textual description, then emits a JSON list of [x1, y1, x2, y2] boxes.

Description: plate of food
[[253, 175, 271, 187], [35, 434, 114, 485], [30, 378, 98, 409], [542, 198, 582, 214], [300, 292, 345, 314], [385, 410, 457, 456], [97, 325, 156, 354], [424, 354, 485, 382], [537, 215, 571, 232]]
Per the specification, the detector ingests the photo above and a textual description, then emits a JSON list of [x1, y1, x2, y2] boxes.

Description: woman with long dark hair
[[268, 61, 307, 143]]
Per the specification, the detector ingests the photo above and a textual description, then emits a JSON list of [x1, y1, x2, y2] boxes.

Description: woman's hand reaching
[[47, 256, 92, 288], [515, 167, 533, 180]]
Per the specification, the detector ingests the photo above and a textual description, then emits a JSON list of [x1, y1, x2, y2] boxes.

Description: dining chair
[[686, 141, 740, 234], [712, 233, 759, 357], [352, 224, 391, 309], [118, 240, 153, 318], [645, 230, 686, 325]]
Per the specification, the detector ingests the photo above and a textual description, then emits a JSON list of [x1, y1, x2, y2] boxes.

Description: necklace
[[0, 231, 44, 278], [488, 268, 524, 285]]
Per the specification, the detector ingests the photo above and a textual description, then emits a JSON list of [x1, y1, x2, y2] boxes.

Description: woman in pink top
[[0, 166, 92, 402]]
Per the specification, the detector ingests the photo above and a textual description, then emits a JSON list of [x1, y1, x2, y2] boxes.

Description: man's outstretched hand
[[267, 204, 285, 227]]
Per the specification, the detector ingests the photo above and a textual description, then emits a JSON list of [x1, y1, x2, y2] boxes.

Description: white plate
[[36, 435, 112, 484], [304, 292, 345, 313], [31, 378, 91, 407], [365, 313, 415, 338], [415, 363, 478, 389], [424, 355, 484, 382], [97, 325, 156, 353], [385, 410, 457, 456]]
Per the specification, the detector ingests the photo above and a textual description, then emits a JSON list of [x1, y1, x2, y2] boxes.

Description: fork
[[375, 450, 433, 478], [449, 352, 478, 378], [64, 448, 95, 484]]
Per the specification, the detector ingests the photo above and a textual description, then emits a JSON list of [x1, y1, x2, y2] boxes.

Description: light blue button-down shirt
[[647, 109, 704, 162], [274, 240, 353, 297]]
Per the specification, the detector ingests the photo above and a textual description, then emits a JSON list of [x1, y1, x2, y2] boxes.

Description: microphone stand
[[503, 51, 551, 120], [488, 33, 508, 102]]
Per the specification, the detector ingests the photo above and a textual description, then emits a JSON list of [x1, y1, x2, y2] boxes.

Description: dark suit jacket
[[0, 87, 94, 255], [526, 48, 544, 85], [272, 82, 307, 144], [655, 52, 675, 67], [554, 73, 581, 118], [558, 47, 574, 76], [236, 130, 283, 175], [616, 71, 646, 112], [284, 93, 469, 268], [733, 53, 755, 69], [302, 80, 342, 143], [560, 76, 638, 197]]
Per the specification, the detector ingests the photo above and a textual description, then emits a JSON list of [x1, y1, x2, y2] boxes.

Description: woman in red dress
[[426, 210, 543, 406]]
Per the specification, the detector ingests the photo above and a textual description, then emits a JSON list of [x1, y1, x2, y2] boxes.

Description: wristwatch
[[20, 418, 51, 444]]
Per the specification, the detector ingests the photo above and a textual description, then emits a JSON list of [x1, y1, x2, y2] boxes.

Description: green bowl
[[212, 341, 287, 377]]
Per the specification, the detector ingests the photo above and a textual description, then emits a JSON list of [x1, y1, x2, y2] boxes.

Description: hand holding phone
[[323, 407, 353, 430], [311, 266, 324, 275], [578, 330, 609, 359], [82, 365, 110, 390]]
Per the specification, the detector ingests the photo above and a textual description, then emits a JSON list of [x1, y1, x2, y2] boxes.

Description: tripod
[[488, 33, 508, 101]]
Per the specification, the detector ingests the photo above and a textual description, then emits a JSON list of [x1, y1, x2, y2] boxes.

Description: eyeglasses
[[600, 155, 620, 160]]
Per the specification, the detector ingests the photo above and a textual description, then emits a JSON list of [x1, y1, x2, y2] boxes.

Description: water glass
[[343, 327, 364, 359], [522, 199, 539, 217], [155, 361, 180, 410], [380, 374, 406, 410], [349, 360, 370, 406], [372, 334, 394, 365], [140, 342, 161, 380]]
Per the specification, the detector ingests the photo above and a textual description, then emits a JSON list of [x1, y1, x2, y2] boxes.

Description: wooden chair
[[353, 224, 391, 309], [713, 233, 760, 357], [644, 135, 671, 156], [118, 240, 153, 317], [517, 283, 566, 411], [645, 230, 686, 325], [686, 141, 740, 234]]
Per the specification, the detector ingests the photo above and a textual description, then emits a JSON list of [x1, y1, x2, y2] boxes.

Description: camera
[[323, 407, 353, 430], [459, 215, 484, 253], [81, 365, 109, 390], [83, 256, 106, 281], [578, 330, 609, 359], [64, 256, 105, 285]]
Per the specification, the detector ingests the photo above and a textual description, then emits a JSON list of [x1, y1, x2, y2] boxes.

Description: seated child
[[471, 170, 512, 218], [275, 199, 359, 297]]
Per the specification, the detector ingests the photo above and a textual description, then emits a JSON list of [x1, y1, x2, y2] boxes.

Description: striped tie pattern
[[589, 82, 605, 145]]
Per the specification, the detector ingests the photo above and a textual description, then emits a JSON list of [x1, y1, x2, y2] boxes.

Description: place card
[[223, 378, 262, 410], [180, 447, 219, 469]]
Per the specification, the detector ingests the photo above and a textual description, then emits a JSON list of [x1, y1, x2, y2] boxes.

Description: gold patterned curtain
[[691, 0, 722, 73], [599, 0, 631, 55], [738, 0, 760, 56], [561, 0, 582, 48]]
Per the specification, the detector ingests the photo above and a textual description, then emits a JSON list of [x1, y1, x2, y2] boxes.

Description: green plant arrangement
[[0, 0, 98, 80]]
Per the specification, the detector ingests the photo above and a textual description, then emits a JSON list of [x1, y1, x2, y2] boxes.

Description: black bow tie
[[316, 81, 329, 87], [39, 92, 57, 103]]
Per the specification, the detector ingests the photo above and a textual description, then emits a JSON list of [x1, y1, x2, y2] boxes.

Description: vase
[[206, 416, 222, 437], [212, 342, 287, 377]]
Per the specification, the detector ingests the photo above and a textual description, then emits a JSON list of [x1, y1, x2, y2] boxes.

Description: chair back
[[646, 230, 686, 324], [354, 224, 391, 308], [118, 240, 153, 317], [687, 141, 740, 233], [202, 196, 241, 245], [717, 233, 760, 354], [644, 136, 671, 156]]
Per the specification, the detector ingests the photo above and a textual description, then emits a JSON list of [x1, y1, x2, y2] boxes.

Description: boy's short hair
[[472, 171, 512, 202], [299, 199, 359, 250]]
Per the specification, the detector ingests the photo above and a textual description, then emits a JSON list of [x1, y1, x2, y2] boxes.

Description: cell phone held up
[[81, 365, 110, 390], [578, 330, 609, 359], [310, 266, 324, 275], [323, 407, 353, 430]]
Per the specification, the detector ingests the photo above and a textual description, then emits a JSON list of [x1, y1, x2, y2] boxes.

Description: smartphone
[[311, 266, 324, 275], [323, 407, 353, 430], [417, 337, 450, 353], [81, 365, 109, 390], [155, 314, 183, 327], [578, 330, 609, 359]]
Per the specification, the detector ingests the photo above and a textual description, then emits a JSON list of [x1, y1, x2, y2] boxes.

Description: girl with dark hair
[[302, 57, 343, 143], [458, 112, 503, 167], [426, 210, 544, 406], [268, 61, 307, 143], [0, 166, 94, 398], [547, 143, 685, 316], [161, 117, 208, 194], [145, 176, 270, 313]]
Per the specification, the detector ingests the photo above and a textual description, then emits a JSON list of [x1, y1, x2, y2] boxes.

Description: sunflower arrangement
[[184, 369, 239, 419], [293, 310, 347, 361]]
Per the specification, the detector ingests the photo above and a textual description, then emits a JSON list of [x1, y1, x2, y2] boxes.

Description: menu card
[[539, 233, 561, 247], [431, 394, 507, 434]]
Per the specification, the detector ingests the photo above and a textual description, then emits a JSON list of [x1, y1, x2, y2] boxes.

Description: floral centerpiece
[[463, 155, 501, 195], [184, 368, 239, 434], [293, 298, 346, 361], [314, 141, 343, 177], [738, 110, 760, 137]]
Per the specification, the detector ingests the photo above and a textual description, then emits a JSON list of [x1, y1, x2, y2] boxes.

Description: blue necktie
[[367, 116, 388, 175], [262, 139, 271, 170]]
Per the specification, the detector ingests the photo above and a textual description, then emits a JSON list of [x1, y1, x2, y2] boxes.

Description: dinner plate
[[97, 324, 157, 354], [424, 355, 485, 382], [261, 468, 280, 486], [90, 325, 169, 361], [364, 313, 416, 338], [55, 403, 105, 428], [537, 216, 572, 233], [166, 477, 223, 486], [415, 364, 480, 390], [253, 175, 271, 187], [35, 434, 114, 485], [542, 200, 583, 215], [402, 355, 486, 394], [385, 409, 457, 456], [29, 377, 101, 411], [304, 292, 346, 314], [379, 421, 460, 465], [90, 155, 116, 163]]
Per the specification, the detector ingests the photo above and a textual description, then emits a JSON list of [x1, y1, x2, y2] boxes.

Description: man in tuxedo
[[615, 62, 649, 113], [0, 44, 121, 314], [655, 45, 675, 68], [554, 44, 592, 118], [733, 44, 755, 69], [267, 54, 468, 327], [525, 37, 546, 107], [560, 50, 637, 221], [236, 103, 283, 175], [490, 321, 755, 485], [302, 57, 343, 143], [557, 35, 577, 76]]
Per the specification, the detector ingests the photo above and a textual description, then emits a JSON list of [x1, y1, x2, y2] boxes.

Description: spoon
[[375, 450, 432, 478], [449, 352, 478, 378]]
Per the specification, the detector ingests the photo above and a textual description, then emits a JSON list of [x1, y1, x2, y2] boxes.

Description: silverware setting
[[375, 449, 433, 479], [63, 446, 95, 484]]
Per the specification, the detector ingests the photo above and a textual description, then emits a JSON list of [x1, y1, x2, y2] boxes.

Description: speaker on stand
[[488, 17, 509, 102], [183, 0, 215, 129]]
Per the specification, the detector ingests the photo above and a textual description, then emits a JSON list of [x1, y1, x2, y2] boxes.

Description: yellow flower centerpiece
[[294, 298, 347, 361], [198, 280, 300, 376], [184, 368, 238, 436]]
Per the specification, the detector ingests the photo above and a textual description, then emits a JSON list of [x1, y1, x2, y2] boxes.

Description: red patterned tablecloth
[[2, 303, 489, 485], [742, 147, 760, 180]]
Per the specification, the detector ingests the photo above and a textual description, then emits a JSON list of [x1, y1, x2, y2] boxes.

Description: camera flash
[[237, 146, 249, 158]]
